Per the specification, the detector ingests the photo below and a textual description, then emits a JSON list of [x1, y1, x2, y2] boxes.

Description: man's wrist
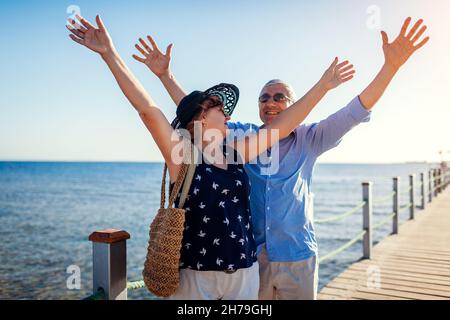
[[158, 71, 173, 82], [382, 62, 399, 75], [100, 47, 119, 62]]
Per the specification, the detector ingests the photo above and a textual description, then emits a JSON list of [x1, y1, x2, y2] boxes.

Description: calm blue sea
[[0, 161, 434, 300]]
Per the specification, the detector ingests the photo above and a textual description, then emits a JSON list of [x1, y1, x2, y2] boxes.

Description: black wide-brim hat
[[171, 83, 239, 129]]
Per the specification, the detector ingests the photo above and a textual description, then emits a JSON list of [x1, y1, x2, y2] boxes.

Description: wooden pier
[[318, 185, 450, 300]]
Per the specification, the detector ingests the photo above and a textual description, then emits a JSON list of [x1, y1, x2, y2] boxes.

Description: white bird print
[[235, 180, 242, 186], [193, 187, 199, 195], [218, 201, 225, 208], [184, 225, 190, 231], [195, 174, 201, 181], [185, 243, 192, 249], [198, 230, 206, 237], [237, 215, 243, 222], [245, 236, 248, 242], [186, 207, 190, 212], [212, 182, 219, 190], [229, 232, 236, 239], [216, 258, 223, 266], [203, 215, 210, 224], [205, 167, 212, 173], [238, 238, 245, 245], [223, 217, 229, 226], [213, 238, 220, 246], [197, 262, 203, 270], [227, 264, 235, 271], [240, 253, 246, 260], [200, 248, 207, 256], [245, 223, 250, 230], [232, 197, 239, 203], [199, 202, 206, 209], [221, 189, 230, 195], [237, 168, 243, 173]]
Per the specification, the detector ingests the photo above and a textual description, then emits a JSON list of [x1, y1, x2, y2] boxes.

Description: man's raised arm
[[359, 17, 429, 110]]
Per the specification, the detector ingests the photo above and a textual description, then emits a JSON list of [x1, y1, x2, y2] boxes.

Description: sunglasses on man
[[258, 93, 292, 103]]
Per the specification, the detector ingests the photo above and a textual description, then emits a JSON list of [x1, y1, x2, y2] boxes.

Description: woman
[[66, 14, 354, 299]]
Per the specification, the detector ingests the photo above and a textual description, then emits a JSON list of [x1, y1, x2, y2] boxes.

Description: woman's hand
[[381, 17, 429, 71], [132, 36, 173, 78], [320, 57, 356, 91], [66, 15, 115, 56]]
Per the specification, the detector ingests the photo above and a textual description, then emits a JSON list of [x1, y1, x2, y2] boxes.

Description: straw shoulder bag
[[142, 142, 196, 297]]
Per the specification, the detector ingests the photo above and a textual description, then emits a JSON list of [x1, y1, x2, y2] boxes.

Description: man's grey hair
[[260, 79, 297, 102]]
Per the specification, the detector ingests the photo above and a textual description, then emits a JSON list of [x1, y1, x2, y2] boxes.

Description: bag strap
[[178, 148, 197, 208], [159, 139, 194, 209]]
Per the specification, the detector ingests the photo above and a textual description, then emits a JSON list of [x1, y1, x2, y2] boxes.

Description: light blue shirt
[[227, 96, 371, 262]]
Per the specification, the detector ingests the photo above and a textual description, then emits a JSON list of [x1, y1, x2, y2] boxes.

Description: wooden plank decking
[[318, 187, 450, 300]]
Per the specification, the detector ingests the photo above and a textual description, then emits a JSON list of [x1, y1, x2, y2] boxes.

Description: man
[[133, 17, 429, 299]]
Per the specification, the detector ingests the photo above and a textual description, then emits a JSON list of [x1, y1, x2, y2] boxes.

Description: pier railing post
[[393, 177, 399, 234], [409, 174, 415, 220], [437, 169, 441, 194], [440, 168, 444, 192], [428, 170, 433, 203], [420, 172, 426, 210], [88, 229, 130, 300], [362, 182, 372, 259], [433, 169, 438, 197]]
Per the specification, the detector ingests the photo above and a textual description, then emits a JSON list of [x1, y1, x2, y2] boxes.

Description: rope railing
[[372, 192, 395, 205], [83, 167, 450, 299], [315, 201, 366, 224], [127, 280, 145, 290], [318, 230, 367, 264], [372, 212, 396, 231]]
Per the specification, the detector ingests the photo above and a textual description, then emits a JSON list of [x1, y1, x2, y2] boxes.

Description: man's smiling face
[[258, 83, 293, 125]]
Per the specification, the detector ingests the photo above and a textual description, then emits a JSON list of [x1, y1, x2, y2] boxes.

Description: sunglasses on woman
[[258, 93, 292, 103]]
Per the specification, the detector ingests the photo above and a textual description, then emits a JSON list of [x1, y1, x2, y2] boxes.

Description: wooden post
[[420, 172, 426, 210], [88, 229, 130, 300], [362, 182, 372, 259], [409, 174, 415, 220], [393, 177, 399, 235], [428, 170, 433, 203], [437, 169, 441, 193], [433, 169, 438, 197], [440, 168, 445, 191]]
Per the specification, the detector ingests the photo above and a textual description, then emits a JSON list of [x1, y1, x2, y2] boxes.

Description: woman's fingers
[[336, 60, 349, 69], [135, 43, 149, 57], [75, 14, 95, 30], [413, 36, 430, 51], [66, 24, 85, 39], [67, 18, 87, 33], [411, 25, 427, 44], [69, 33, 85, 45], [132, 54, 146, 63], [400, 17, 412, 37], [341, 75, 354, 83], [406, 19, 423, 40]]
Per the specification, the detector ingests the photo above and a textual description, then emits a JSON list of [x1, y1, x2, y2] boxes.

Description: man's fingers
[[413, 36, 430, 51], [139, 38, 152, 54], [336, 60, 349, 69], [166, 43, 173, 58], [135, 43, 149, 57], [76, 14, 95, 30], [411, 25, 427, 44], [340, 70, 356, 79], [147, 35, 161, 53], [69, 34, 85, 46], [132, 54, 146, 63], [406, 19, 424, 40], [381, 31, 389, 46], [66, 24, 85, 39], [400, 17, 412, 37], [338, 64, 354, 74]]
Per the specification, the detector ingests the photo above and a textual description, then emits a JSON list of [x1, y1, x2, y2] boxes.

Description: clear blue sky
[[1, 0, 449, 163]]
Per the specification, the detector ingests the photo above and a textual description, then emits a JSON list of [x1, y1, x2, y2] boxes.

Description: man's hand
[[66, 15, 115, 56], [320, 58, 356, 90], [132, 36, 173, 78], [381, 17, 429, 71]]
